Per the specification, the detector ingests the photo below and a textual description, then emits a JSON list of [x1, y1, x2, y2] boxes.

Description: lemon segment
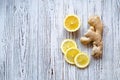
[[61, 39, 77, 54], [74, 53, 90, 68], [64, 48, 81, 64], [64, 14, 81, 32]]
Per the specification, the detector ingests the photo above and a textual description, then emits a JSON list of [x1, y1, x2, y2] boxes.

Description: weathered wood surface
[[0, 0, 120, 80]]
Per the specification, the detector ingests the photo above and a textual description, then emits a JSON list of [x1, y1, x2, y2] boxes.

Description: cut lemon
[[64, 14, 81, 32], [74, 53, 90, 68], [61, 39, 77, 54], [64, 48, 81, 64]]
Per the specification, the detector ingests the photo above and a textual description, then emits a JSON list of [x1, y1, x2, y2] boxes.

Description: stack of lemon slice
[[61, 39, 90, 68]]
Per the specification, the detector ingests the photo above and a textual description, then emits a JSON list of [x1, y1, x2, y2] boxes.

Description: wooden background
[[0, 0, 120, 80]]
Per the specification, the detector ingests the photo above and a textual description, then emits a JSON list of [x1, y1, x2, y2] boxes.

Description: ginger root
[[80, 16, 103, 59]]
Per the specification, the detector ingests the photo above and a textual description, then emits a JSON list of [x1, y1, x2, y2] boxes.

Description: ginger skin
[[80, 16, 103, 59]]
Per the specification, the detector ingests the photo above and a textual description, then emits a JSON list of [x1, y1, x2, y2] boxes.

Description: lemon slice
[[74, 53, 90, 68], [61, 39, 77, 54], [64, 48, 80, 64], [64, 14, 81, 32]]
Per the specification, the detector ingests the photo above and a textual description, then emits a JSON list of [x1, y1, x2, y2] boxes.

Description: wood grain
[[0, 0, 120, 80]]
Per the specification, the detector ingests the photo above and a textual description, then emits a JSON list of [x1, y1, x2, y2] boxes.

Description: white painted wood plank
[[27, 0, 38, 80], [12, 0, 30, 80], [101, 0, 114, 80], [50, 0, 64, 80], [0, 0, 6, 80], [4, 0, 15, 80], [112, 0, 120, 79], [38, 0, 52, 80]]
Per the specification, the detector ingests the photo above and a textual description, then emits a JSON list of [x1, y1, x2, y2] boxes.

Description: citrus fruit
[[64, 48, 81, 64], [74, 53, 90, 68], [61, 39, 77, 54], [64, 14, 81, 32]]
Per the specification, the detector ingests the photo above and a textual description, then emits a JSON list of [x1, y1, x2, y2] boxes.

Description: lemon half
[[74, 53, 90, 68], [64, 14, 81, 32]]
